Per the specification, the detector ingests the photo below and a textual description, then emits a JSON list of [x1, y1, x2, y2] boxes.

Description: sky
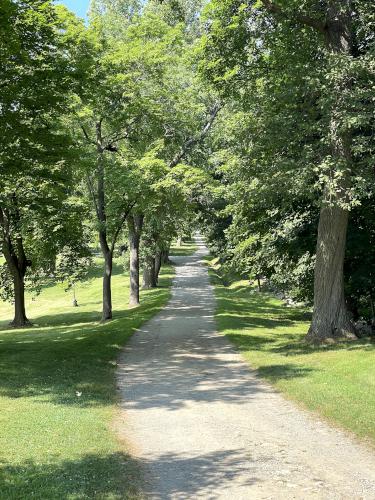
[[57, 0, 90, 19]]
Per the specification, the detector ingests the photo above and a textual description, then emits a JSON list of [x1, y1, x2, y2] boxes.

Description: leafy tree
[[63, 5, 187, 320], [0, 1, 90, 326], [200, 0, 375, 341]]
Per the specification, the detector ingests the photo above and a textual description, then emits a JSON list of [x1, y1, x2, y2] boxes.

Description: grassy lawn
[[0, 259, 174, 499], [169, 239, 197, 257], [208, 258, 375, 446]]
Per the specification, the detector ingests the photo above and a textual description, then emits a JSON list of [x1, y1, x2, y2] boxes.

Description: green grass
[[0, 259, 174, 499], [208, 258, 375, 446], [169, 239, 197, 257]]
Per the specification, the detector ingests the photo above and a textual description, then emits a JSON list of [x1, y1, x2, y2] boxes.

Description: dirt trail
[[117, 237, 375, 499]]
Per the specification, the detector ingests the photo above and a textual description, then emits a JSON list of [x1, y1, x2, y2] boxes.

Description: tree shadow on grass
[[219, 314, 297, 330], [0, 452, 141, 500], [0, 447, 262, 499], [256, 363, 315, 382], [0, 288, 170, 407], [273, 337, 375, 356], [217, 288, 375, 357]]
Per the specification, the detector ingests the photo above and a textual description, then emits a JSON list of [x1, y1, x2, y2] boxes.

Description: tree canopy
[[1, 0, 374, 342]]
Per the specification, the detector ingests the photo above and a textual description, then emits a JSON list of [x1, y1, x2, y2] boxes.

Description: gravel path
[[117, 237, 375, 499]]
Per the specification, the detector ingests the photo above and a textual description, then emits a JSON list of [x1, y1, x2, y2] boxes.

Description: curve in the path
[[117, 237, 375, 499]]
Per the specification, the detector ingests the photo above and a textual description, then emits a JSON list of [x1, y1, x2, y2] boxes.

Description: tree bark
[[161, 248, 171, 264], [102, 248, 113, 321], [95, 121, 114, 322], [307, 206, 355, 341], [257, 275, 261, 292], [155, 251, 162, 284], [370, 294, 375, 320], [142, 255, 157, 289], [11, 268, 28, 327], [306, 1, 356, 342], [128, 214, 144, 306], [0, 205, 30, 327]]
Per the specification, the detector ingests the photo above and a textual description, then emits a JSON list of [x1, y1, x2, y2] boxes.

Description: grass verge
[[0, 260, 174, 499], [207, 257, 375, 445], [170, 239, 197, 257]]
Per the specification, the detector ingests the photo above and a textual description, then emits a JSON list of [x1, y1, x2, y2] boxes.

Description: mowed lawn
[[208, 259, 375, 445], [168, 239, 197, 257], [0, 257, 175, 499]]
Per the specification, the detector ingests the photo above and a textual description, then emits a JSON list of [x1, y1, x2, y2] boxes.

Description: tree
[[0, 1, 89, 326], [64, 5, 187, 320], [127, 214, 144, 306], [200, 0, 375, 342]]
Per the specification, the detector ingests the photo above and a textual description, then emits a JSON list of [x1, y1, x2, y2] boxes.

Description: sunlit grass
[[0, 259, 174, 498], [170, 239, 197, 257], [208, 258, 375, 445]]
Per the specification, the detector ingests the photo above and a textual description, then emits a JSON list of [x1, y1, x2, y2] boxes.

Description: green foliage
[[198, 0, 375, 313], [0, 1, 91, 308]]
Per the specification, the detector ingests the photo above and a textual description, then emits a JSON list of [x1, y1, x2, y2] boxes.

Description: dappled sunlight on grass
[[208, 259, 375, 444]]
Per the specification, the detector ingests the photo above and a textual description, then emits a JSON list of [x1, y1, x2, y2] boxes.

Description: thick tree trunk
[[142, 255, 157, 289], [177, 236, 182, 247], [307, 206, 355, 341], [128, 215, 144, 307], [306, 1, 356, 342], [11, 270, 29, 327]]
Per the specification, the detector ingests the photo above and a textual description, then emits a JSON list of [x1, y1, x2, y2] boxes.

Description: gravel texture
[[117, 237, 375, 499]]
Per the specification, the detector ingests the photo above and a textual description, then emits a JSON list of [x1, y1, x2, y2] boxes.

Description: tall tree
[[200, 0, 375, 342], [64, 7, 185, 320], [0, 1, 89, 326]]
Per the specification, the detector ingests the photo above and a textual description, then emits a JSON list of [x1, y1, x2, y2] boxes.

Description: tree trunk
[[307, 206, 355, 341], [128, 214, 144, 307], [102, 249, 113, 321], [306, 1, 356, 342], [155, 252, 162, 284], [143, 255, 157, 289], [95, 124, 114, 322], [257, 275, 261, 292], [370, 294, 375, 321], [0, 205, 31, 327], [177, 236, 182, 247], [161, 248, 171, 264], [11, 269, 29, 327]]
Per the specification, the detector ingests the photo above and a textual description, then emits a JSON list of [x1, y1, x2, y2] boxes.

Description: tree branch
[[169, 103, 222, 168], [110, 201, 137, 254], [80, 125, 96, 145], [86, 174, 100, 220], [261, 0, 326, 34], [102, 117, 141, 152]]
